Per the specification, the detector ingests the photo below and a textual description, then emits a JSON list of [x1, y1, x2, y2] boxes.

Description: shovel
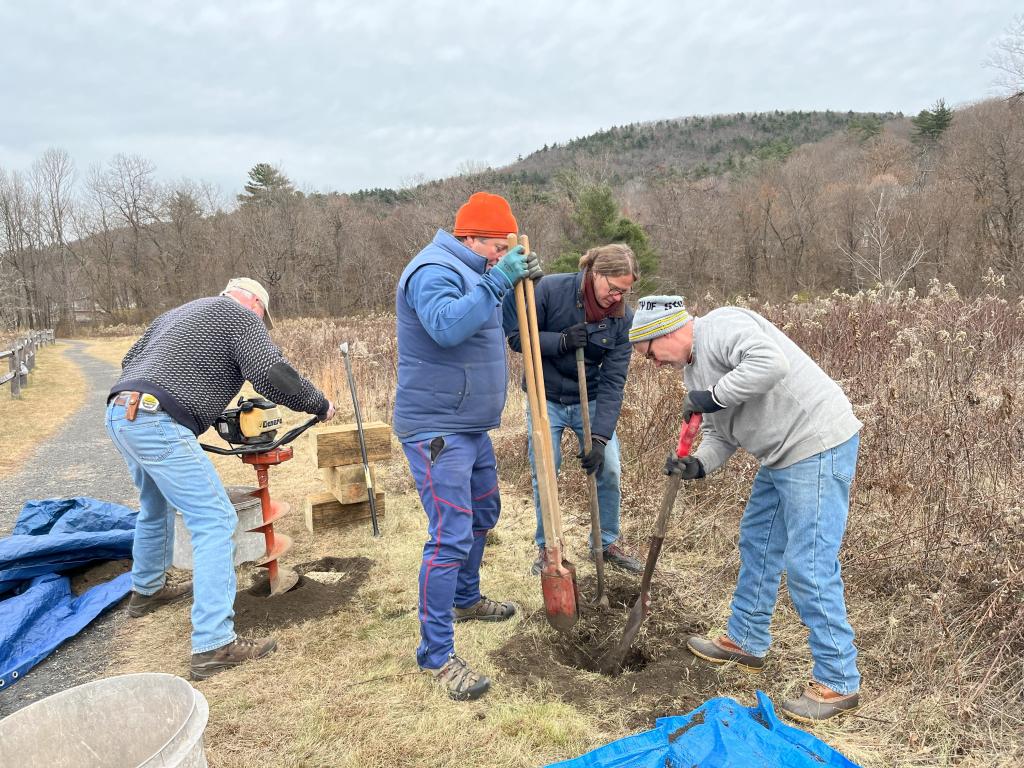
[[511, 233, 579, 633], [598, 414, 702, 673], [340, 342, 381, 537], [576, 347, 609, 609]]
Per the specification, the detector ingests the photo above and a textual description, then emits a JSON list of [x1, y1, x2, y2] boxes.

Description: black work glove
[[559, 323, 588, 353], [682, 389, 724, 422], [664, 455, 705, 480], [580, 436, 607, 476]]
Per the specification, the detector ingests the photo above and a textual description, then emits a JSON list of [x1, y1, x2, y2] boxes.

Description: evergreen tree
[[911, 99, 954, 144], [237, 163, 298, 206], [550, 185, 658, 285], [848, 114, 883, 143]]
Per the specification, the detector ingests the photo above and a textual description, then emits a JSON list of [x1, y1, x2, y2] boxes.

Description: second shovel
[[598, 413, 702, 674], [576, 347, 609, 608]]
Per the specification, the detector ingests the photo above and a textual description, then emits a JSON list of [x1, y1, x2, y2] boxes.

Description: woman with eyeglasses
[[502, 243, 643, 576]]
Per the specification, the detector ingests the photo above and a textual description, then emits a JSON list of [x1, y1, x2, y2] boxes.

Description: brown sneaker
[[781, 681, 860, 723], [421, 654, 490, 701], [686, 635, 765, 672], [190, 636, 277, 680], [127, 581, 193, 618], [453, 596, 517, 623]]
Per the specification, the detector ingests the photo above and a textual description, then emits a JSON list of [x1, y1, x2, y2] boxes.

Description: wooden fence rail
[[1, 330, 56, 398]]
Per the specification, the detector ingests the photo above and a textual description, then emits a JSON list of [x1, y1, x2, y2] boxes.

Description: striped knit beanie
[[628, 295, 692, 342]]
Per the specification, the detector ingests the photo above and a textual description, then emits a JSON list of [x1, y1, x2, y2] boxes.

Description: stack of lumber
[[305, 421, 391, 533]]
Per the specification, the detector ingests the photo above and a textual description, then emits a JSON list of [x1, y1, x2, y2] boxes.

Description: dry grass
[[79, 335, 136, 368], [92, 291, 1024, 767], [0, 342, 86, 478]]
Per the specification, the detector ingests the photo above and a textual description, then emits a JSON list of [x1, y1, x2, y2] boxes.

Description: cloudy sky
[[0, 1, 1017, 199]]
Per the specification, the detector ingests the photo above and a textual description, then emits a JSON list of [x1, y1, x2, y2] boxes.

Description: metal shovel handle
[[341, 342, 380, 537]]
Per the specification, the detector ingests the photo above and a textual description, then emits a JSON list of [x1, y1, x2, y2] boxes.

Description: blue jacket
[[393, 229, 513, 440], [502, 271, 633, 441]]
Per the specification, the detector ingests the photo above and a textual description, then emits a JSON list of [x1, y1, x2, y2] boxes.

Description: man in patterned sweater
[[106, 277, 334, 680]]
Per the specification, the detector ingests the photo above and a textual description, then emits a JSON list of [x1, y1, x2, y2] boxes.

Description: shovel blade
[[541, 562, 578, 633], [598, 591, 648, 674]]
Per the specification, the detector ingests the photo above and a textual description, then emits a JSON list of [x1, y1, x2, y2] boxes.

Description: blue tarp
[[548, 691, 861, 768], [0, 498, 136, 688]]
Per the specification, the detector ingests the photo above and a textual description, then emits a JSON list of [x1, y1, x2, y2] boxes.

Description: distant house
[[72, 299, 111, 324]]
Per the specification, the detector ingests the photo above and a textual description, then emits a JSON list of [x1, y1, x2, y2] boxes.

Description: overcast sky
[[0, 1, 1017, 200]]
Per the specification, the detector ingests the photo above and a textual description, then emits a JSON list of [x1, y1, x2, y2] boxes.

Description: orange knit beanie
[[453, 192, 518, 238]]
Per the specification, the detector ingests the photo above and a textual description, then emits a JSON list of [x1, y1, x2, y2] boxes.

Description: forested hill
[[352, 110, 899, 204], [6, 97, 1022, 330], [501, 110, 900, 183]]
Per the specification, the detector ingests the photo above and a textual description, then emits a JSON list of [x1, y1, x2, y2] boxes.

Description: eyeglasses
[[643, 337, 660, 361], [600, 273, 632, 298]]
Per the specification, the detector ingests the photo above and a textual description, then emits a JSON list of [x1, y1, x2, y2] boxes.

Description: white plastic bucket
[[0, 673, 209, 768]]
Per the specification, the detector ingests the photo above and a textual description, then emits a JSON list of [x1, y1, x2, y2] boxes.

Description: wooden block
[[304, 491, 386, 533], [314, 422, 391, 468], [321, 463, 378, 504]]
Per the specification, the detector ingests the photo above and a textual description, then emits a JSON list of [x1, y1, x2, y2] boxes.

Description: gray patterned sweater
[[110, 297, 328, 435]]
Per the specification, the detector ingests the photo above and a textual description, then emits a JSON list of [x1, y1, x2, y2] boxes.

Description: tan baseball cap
[[221, 277, 274, 329]]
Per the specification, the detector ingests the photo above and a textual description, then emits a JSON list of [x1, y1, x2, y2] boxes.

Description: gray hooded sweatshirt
[[684, 307, 861, 473]]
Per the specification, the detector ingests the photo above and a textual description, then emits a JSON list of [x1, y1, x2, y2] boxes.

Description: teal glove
[[493, 245, 528, 286]]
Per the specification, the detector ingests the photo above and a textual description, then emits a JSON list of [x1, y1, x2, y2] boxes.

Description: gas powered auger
[[200, 397, 319, 596]]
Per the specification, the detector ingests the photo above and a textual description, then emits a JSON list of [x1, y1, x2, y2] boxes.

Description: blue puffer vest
[[393, 231, 508, 439]]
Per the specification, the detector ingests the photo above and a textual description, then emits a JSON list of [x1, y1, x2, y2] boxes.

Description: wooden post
[[11, 346, 22, 398]]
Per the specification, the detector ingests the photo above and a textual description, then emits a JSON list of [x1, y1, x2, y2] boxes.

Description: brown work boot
[[127, 581, 193, 618], [453, 596, 517, 623], [190, 636, 277, 680], [686, 635, 765, 672], [421, 654, 490, 701], [780, 681, 860, 723]]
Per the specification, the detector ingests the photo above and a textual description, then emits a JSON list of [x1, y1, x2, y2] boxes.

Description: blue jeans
[[402, 433, 501, 669], [105, 401, 237, 654], [526, 400, 621, 549], [726, 433, 861, 694]]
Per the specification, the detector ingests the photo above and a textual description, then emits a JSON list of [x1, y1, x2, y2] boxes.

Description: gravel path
[[0, 340, 137, 717]]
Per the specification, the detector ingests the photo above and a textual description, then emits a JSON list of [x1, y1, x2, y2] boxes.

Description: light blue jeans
[[526, 400, 621, 549], [727, 433, 861, 695], [105, 401, 237, 654]]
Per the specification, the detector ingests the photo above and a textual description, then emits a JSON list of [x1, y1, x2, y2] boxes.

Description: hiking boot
[[453, 596, 517, 623], [190, 636, 277, 680], [686, 635, 765, 672], [127, 581, 193, 618], [531, 547, 546, 576], [780, 681, 860, 723], [593, 543, 643, 574], [421, 654, 490, 701]]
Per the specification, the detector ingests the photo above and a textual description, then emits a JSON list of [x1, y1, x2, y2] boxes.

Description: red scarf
[[582, 270, 625, 322]]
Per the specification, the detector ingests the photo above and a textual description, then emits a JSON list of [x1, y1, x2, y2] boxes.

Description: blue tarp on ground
[[0, 498, 136, 688], [548, 691, 861, 768]]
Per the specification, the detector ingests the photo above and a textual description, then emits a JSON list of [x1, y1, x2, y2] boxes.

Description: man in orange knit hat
[[394, 192, 541, 701]]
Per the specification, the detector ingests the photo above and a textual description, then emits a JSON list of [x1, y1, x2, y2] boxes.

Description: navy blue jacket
[[393, 230, 512, 441], [502, 271, 633, 441]]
